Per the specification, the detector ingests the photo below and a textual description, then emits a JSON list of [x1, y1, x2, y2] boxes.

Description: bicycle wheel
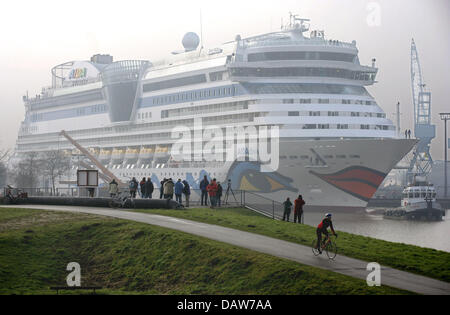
[[311, 239, 320, 256], [108, 200, 118, 209], [124, 198, 135, 209], [326, 241, 337, 260]]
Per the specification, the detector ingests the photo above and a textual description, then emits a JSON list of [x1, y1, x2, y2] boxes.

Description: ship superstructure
[[13, 15, 416, 209]]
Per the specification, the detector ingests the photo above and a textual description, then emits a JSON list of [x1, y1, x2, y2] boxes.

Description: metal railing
[[7, 186, 288, 218]]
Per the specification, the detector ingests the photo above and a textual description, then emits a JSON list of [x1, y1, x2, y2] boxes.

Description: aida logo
[[69, 68, 88, 80]]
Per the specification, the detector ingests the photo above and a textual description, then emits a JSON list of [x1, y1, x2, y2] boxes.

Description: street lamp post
[[440, 113, 450, 198]]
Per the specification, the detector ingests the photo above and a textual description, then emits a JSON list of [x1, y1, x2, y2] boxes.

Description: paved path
[[3, 204, 449, 295]]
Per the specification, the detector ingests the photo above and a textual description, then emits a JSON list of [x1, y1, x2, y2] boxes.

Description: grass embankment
[[0, 208, 408, 295], [133, 207, 450, 282]]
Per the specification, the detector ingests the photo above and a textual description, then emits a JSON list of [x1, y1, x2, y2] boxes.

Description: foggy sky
[[0, 0, 449, 159]]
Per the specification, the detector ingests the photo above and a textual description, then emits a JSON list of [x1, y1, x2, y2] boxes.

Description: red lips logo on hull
[[310, 166, 387, 202]]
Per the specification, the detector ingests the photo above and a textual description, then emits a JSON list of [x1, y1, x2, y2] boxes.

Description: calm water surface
[[302, 209, 450, 252]]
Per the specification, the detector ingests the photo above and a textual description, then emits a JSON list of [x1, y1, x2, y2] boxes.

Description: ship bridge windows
[[288, 111, 299, 116], [247, 51, 356, 63]]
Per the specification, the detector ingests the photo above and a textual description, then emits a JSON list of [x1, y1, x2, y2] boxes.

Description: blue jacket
[[174, 181, 184, 195], [200, 179, 209, 191]]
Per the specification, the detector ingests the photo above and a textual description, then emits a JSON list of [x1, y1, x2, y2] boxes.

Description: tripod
[[224, 180, 238, 205]]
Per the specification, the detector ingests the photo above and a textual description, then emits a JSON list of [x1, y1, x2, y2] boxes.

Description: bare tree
[[9, 152, 42, 188], [0, 149, 9, 187], [41, 151, 71, 193]]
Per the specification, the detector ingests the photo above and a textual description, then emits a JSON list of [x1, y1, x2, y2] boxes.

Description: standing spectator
[[283, 197, 293, 222], [182, 180, 191, 208], [200, 175, 209, 206], [408, 129, 412, 139], [129, 177, 138, 198], [145, 178, 154, 199], [139, 177, 146, 198], [405, 130, 408, 139], [207, 179, 218, 209], [159, 178, 166, 199], [109, 179, 119, 197], [163, 178, 174, 200], [174, 179, 184, 204], [216, 181, 223, 207], [294, 195, 306, 224]]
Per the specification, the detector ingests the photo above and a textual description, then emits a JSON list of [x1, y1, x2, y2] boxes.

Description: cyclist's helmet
[[325, 213, 332, 218]]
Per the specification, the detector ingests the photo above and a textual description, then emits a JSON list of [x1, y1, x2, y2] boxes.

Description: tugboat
[[384, 178, 445, 221]]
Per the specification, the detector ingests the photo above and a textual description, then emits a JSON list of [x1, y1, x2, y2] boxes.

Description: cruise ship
[[12, 15, 416, 209]]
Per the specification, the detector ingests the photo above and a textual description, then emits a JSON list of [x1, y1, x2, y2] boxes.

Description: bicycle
[[108, 192, 136, 209], [311, 234, 338, 260]]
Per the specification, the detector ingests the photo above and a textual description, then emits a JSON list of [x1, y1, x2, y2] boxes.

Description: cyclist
[[316, 213, 337, 254]]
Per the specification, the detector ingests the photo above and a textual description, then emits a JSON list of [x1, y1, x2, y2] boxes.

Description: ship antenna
[[200, 10, 204, 51]]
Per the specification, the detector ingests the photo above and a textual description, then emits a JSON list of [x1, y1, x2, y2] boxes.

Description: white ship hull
[[104, 138, 416, 210]]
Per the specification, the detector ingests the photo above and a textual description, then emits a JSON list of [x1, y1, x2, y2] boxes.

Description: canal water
[[302, 209, 450, 252]]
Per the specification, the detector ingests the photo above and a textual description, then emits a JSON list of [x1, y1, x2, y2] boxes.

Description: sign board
[[77, 170, 99, 187]]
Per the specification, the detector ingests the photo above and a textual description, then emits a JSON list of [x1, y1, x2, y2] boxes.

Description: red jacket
[[294, 198, 305, 212], [207, 182, 218, 197]]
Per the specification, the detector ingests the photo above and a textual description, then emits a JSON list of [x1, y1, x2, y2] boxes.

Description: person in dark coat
[[199, 175, 209, 206], [283, 197, 293, 222], [160, 178, 166, 199], [182, 180, 191, 208], [294, 195, 306, 224], [145, 178, 154, 199], [129, 177, 138, 198], [140, 177, 146, 198]]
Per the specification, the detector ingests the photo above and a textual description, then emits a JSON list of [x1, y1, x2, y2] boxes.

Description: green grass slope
[[0, 208, 408, 295], [132, 207, 450, 282]]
